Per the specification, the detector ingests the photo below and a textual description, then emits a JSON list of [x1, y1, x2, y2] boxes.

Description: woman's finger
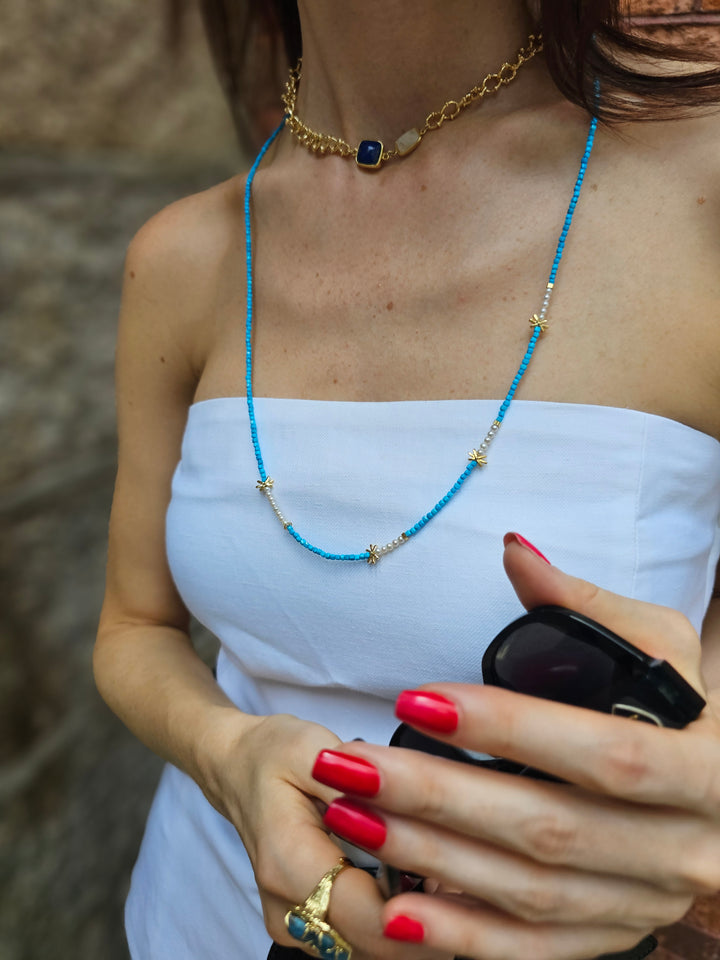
[[390, 683, 720, 817], [381, 892, 660, 960], [264, 863, 450, 960], [314, 744, 720, 893], [322, 795, 693, 927], [254, 793, 449, 960], [502, 532, 707, 694]]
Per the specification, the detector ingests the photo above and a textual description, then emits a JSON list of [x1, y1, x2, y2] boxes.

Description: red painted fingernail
[[312, 750, 380, 797], [383, 915, 425, 943], [323, 798, 387, 850], [505, 531, 551, 564], [395, 690, 458, 733]]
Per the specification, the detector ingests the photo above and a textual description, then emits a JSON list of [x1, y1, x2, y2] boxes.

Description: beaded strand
[[244, 114, 598, 563]]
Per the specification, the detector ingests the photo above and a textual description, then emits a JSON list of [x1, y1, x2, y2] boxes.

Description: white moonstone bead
[[395, 128, 421, 156]]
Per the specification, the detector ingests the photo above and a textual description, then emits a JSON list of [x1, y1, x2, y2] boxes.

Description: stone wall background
[[1, 4, 718, 960], [1, 4, 238, 958]]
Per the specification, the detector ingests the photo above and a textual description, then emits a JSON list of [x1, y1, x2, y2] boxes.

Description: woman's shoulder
[[122, 171, 250, 376], [614, 107, 720, 176], [126, 171, 248, 280], [598, 108, 719, 257]]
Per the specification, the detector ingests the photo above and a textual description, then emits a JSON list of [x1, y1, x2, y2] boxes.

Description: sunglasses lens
[[492, 622, 618, 705]]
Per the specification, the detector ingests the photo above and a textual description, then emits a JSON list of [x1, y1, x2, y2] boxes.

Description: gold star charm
[[366, 545, 380, 564], [468, 449, 488, 467], [256, 477, 274, 492], [529, 314, 549, 333]]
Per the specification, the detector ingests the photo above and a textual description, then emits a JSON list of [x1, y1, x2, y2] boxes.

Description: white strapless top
[[126, 397, 720, 960]]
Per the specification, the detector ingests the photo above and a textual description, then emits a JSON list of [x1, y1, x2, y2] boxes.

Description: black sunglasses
[[391, 605, 705, 774], [483, 604, 705, 728]]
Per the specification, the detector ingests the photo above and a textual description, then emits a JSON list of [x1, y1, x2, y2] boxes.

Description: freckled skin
[[188, 105, 720, 441]]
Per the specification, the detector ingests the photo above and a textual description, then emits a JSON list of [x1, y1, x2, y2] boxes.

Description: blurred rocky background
[[632, 0, 720, 49], [1, 2, 719, 959], [1, 3, 238, 959]]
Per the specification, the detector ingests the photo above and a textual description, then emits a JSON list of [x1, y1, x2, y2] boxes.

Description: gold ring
[[284, 857, 353, 959]]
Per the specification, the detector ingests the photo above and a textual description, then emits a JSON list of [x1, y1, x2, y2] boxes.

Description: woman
[[94, 1, 720, 958]]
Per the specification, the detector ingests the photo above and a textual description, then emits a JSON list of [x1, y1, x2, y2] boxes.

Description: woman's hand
[[195, 710, 452, 959], [312, 534, 720, 960]]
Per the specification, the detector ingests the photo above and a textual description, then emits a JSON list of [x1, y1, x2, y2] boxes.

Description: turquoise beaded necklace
[[244, 114, 598, 563]]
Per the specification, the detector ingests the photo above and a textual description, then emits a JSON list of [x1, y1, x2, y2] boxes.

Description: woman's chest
[[167, 398, 720, 690], [195, 127, 720, 437]]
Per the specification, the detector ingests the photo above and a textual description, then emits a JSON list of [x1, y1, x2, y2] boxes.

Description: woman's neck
[[293, 0, 542, 147]]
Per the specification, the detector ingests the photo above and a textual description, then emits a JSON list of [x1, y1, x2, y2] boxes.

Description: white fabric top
[[126, 397, 720, 960]]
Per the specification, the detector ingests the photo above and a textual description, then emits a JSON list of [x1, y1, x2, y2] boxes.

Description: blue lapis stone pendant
[[356, 140, 383, 170]]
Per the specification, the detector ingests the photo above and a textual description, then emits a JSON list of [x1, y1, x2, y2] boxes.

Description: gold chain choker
[[281, 33, 543, 170]]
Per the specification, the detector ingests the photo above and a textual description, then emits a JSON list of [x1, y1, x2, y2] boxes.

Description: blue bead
[[287, 914, 308, 942], [318, 932, 336, 954], [356, 140, 383, 168]]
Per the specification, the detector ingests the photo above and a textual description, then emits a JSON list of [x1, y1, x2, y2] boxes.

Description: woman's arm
[[93, 200, 263, 806]]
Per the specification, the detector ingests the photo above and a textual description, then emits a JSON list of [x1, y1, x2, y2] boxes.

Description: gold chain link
[[281, 33, 543, 166]]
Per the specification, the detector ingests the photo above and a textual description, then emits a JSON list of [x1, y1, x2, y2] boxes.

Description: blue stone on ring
[[356, 140, 383, 169], [317, 932, 336, 956], [287, 914, 309, 942]]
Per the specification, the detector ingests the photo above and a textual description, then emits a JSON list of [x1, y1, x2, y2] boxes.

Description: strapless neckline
[[187, 395, 720, 452]]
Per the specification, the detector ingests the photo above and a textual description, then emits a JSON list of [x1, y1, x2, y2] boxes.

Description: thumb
[[502, 532, 705, 694]]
